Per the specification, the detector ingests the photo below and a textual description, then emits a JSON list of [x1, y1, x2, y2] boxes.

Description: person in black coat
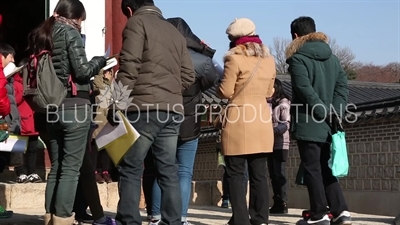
[[148, 17, 218, 224]]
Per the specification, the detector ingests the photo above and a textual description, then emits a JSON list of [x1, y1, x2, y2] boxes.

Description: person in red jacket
[[0, 41, 14, 219], [0, 43, 13, 117], [13, 59, 43, 183]]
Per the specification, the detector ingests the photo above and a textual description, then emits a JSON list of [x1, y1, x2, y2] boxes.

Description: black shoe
[[75, 213, 93, 223], [269, 202, 288, 214], [331, 211, 352, 225], [296, 215, 331, 225]]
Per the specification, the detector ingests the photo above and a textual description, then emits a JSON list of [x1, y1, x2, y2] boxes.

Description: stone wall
[[193, 117, 400, 216]]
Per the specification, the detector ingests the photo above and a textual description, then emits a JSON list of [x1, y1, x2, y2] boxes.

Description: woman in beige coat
[[217, 18, 276, 225]]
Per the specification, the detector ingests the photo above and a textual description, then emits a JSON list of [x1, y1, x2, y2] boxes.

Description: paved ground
[[1, 206, 395, 225]]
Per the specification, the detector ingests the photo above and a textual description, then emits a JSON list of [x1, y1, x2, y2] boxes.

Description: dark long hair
[[27, 0, 86, 55], [271, 79, 291, 108]]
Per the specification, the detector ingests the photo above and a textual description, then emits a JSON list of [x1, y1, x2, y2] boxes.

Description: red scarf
[[232, 35, 262, 48]]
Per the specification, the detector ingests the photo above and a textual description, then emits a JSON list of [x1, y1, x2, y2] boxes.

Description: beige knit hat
[[226, 18, 256, 38]]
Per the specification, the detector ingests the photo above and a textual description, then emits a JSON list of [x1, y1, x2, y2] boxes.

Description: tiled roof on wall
[[202, 75, 400, 106], [200, 75, 400, 140], [199, 105, 400, 140]]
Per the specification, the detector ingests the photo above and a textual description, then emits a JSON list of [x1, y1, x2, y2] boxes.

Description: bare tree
[[356, 62, 400, 82], [270, 37, 291, 74], [270, 36, 359, 79], [328, 39, 360, 79]]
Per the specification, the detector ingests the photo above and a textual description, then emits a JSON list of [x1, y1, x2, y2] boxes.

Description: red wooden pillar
[[106, 0, 127, 70]]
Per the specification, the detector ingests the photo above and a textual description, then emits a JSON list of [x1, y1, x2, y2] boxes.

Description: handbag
[[213, 57, 262, 129], [327, 114, 349, 177]]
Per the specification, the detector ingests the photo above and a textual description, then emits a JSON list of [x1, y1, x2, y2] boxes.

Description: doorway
[[0, 0, 47, 63]]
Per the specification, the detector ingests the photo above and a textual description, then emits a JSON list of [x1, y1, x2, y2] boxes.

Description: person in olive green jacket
[[285, 16, 351, 225], [115, 1, 195, 225]]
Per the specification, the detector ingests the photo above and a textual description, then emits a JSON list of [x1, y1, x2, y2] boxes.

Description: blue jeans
[[115, 111, 183, 225], [45, 105, 91, 217], [152, 138, 199, 222]]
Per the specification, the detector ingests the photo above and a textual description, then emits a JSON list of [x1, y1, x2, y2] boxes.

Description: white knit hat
[[226, 18, 256, 38]]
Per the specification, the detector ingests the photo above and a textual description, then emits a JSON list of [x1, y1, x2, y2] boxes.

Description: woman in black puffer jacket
[[26, 0, 106, 224], [148, 17, 218, 224]]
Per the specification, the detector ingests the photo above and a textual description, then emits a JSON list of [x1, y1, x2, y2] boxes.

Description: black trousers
[[143, 148, 157, 215], [266, 149, 288, 203], [88, 140, 111, 173], [225, 153, 269, 225], [297, 140, 348, 220], [222, 163, 249, 200], [15, 135, 39, 175]]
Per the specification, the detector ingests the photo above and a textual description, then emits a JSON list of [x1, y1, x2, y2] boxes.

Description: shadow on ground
[[1, 213, 43, 225], [0, 207, 395, 225]]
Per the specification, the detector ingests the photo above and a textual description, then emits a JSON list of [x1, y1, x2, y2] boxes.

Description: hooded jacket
[[285, 32, 348, 142], [167, 17, 218, 141], [116, 7, 195, 114]]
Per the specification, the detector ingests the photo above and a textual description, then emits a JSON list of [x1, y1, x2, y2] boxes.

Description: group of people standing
[[212, 15, 351, 225], [0, 0, 352, 225]]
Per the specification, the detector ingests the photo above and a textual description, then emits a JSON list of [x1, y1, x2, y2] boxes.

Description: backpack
[[22, 50, 76, 113]]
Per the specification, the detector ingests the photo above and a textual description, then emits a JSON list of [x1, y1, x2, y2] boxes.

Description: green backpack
[[22, 50, 70, 113]]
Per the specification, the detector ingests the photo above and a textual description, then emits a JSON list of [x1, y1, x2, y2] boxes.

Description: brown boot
[[102, 171, 113, 183], [96, 172, 105, 184], [43, 213, 52, 225], [52, 213, 75, 225]]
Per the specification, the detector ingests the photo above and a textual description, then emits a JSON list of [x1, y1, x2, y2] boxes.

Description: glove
[[107, 109, 120, 126], [92, 56, 107, 70], [273, 127, 279, 135], [327, 113, 340, 132]]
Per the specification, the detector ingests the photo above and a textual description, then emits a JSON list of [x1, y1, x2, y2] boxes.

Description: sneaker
[[330, 211, 352, 225], [92, 216, 116, 225], [96, 172, 105, 184], [0, 205, 13, 218], [297, 214, 330, 225], [269, 202, 288, 214], [303, 209, 333, 220], [221, 199, 231, 208], [27, 173, 42, 183], [148, 220, 160, 225], [102, 172, 113, 183], [16, 174, 28, 183]]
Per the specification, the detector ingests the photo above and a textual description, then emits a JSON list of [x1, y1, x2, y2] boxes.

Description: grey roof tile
[[202, 75, 400, 105]]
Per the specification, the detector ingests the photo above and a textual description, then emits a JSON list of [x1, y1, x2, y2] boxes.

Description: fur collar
[[224, 42, 271, 61], [285, 32, 328, 59]]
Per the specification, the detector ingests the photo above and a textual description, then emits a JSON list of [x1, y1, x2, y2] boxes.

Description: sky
[[156, 0, 400, 66]]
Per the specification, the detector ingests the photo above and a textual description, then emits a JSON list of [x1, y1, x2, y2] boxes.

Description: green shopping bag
[[328, 115, 349, 177]]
